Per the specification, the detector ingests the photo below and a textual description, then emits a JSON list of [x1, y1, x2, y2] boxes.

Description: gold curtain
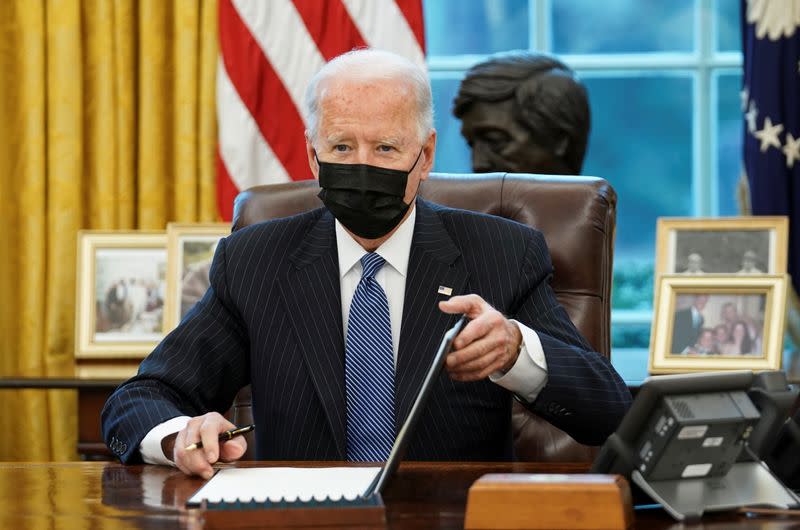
[[0, 0, 219, 461]]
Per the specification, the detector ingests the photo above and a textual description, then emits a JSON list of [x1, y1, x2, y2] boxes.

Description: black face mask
[[316, 149, 423, 239]]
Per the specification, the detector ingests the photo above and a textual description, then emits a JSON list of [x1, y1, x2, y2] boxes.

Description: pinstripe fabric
[[344, 253, 395, 461], [101, 199, 631, 464]]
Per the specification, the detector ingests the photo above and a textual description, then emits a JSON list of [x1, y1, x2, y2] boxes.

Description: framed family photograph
[[163, 223, 230, 332], [75, 231, 168, 359], [649, 275, 788, 374], [655, 216, 788, 276]]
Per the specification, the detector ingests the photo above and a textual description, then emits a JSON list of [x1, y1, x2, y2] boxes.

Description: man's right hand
[[169, 412, 247, 479]]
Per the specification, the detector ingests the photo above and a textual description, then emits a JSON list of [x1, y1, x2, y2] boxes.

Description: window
[[424, 0, 743, 382]]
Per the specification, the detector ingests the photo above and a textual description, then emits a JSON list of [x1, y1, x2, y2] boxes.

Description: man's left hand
[[439, 294, 522, 382]]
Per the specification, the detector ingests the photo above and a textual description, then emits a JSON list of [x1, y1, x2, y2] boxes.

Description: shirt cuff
[[489, 320, 548, 402], [139, 416, 191, 466]]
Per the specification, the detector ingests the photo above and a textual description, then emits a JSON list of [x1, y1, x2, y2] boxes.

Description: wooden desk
[[0, 461, 796, 529]]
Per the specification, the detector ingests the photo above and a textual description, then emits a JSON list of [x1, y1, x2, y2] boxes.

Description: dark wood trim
[[0, 378, 123, 389]]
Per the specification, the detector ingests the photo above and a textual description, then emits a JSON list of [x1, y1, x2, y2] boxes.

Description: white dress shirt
[[140, 205, 548, 465]]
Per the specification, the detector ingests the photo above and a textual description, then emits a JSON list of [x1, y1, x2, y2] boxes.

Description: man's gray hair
[[304, 48, 434, 144]]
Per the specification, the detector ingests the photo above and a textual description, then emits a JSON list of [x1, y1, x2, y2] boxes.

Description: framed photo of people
[[163, 223, 230, 332], [649, 275, 788, 374], [654, 216, 788, 277], [75, 231, 168, 359]]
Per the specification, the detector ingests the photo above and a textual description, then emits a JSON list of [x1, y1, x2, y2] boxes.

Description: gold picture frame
[[163, 223, 230, 332], [75, 231, 168, 359], [649, 275, 788, 374], [655, 216, 788, 277]]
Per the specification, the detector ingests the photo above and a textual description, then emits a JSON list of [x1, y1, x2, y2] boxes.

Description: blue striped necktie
[[344, 252, 396, 461]]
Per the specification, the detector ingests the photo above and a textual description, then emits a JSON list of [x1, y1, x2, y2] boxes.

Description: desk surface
[[0, 461, 797, 529]]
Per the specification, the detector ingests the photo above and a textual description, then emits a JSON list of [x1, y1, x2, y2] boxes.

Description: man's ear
[[419, 130, 437, 180], [305, 132, 320, 179]]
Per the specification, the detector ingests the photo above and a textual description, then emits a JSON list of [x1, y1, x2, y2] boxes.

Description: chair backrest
[[230, 172, 617, 461]]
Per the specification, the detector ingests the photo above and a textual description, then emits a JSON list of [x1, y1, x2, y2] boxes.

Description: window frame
[[424, 0, 743, 369]]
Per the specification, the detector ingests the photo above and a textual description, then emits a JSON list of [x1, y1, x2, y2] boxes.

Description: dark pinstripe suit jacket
[[102, 199, 632, 463]]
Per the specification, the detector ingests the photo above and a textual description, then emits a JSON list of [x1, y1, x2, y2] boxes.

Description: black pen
[[184, 424, 256, 451]]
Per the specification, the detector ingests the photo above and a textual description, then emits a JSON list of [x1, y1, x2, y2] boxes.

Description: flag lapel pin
[[437, 286, 453, 296]]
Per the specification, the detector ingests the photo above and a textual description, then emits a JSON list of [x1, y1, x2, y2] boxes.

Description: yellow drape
[[0, 0, 219, 461]]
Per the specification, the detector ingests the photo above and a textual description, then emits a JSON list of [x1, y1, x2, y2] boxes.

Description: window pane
[[612, 323, 651, 350], [612, 261, 655, 311], [715, 0, 741, 52], [611, 348, 650, 384], [716, 71, 744, 215], [423, 0, 529, 56], [552, 0, 695, 54], [430, 74, 473, 173], [581, 74, 694, 310]]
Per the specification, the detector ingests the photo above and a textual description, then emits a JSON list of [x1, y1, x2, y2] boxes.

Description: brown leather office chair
[[229, 172, 616, 462]]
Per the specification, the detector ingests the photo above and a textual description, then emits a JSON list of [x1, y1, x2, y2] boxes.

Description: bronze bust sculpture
[[453, 52, 591, 175], [454, 52, 597, 462]]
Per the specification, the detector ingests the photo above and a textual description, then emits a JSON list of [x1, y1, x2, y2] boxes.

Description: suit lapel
[[395, 200, 469, 428], [278, 210, 347, 458]]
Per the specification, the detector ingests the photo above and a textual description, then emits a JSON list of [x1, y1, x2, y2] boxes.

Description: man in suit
[[671, 295, 708, 354], [102, 49, 632, 479]]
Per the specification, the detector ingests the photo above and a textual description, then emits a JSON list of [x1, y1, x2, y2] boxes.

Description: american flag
[[216, 0, 426, 220], [741, 0, 800, 292]]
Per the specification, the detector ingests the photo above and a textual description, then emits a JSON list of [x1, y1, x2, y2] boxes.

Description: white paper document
[[187, 467, 382, 505]]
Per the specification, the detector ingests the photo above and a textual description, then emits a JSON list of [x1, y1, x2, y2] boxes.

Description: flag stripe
[[342, 0, 425, 67], [393, 0, 426, 53], [232, 0, 326, 120], [292, 0, 368, 60], [219, 0, 311, 184], [216, 60, 291, 190]]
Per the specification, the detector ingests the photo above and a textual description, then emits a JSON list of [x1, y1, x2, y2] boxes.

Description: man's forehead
[[318, 75, 412, 101], [314, 77, 419, 143]]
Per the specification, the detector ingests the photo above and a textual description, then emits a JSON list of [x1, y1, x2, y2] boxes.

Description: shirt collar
[[335, 206, 416, 278]]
